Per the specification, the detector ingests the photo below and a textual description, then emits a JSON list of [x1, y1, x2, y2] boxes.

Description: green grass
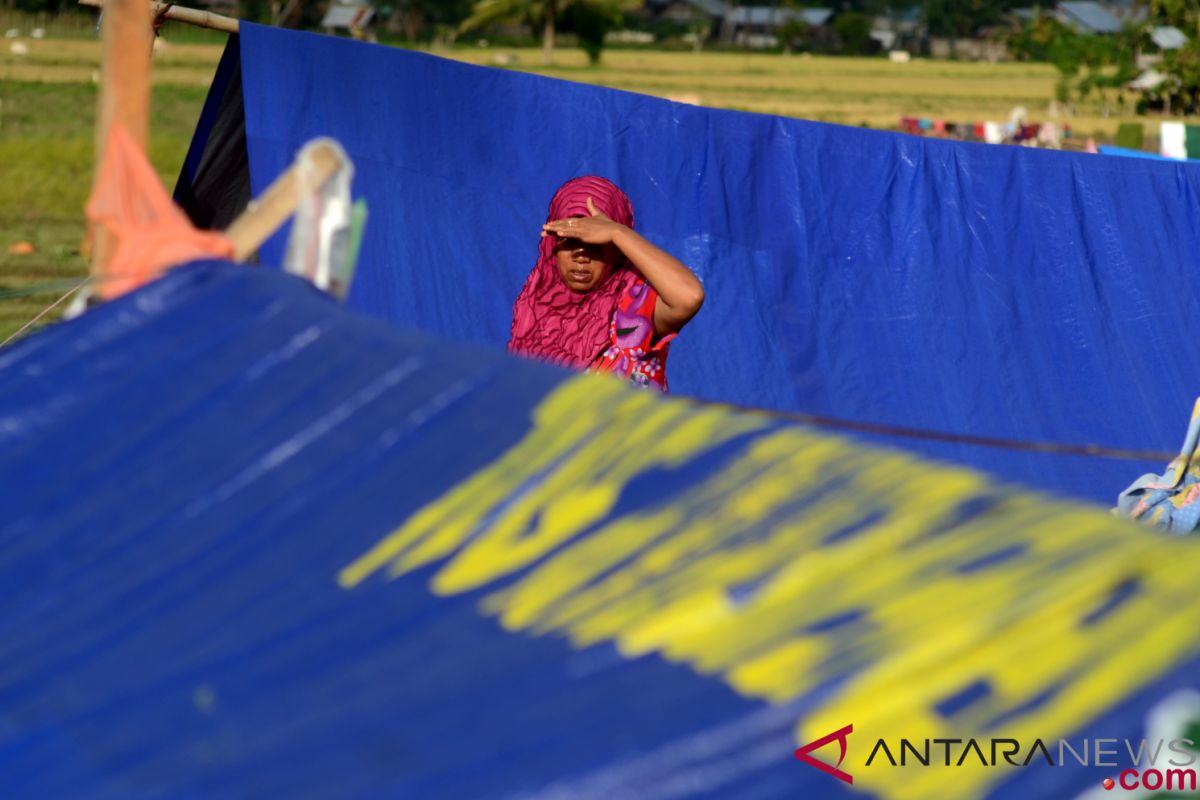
[[0, 25, 222, 341], [0, 77, 213, 343]]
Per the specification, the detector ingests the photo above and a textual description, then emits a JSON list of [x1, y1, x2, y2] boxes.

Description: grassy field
[[0, 32, 217, 342], [447, 47, 1087, 131], [0, 31, 1191, 341]]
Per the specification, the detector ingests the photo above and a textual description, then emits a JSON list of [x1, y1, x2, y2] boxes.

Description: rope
[[704, 402, 1176, 463], [0, 277, 92, 301], [0, 264, 175, 348], [0, 277, 89, 349]]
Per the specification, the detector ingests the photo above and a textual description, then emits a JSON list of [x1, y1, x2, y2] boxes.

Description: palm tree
[[460, 0, 630, 66], [460, 0, 559, 65]]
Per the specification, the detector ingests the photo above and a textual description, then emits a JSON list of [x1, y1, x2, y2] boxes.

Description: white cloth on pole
[[284, 138, 355, 299], [1161, 121, 1187, 159]]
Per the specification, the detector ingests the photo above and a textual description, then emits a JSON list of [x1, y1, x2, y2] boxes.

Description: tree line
[[12, 0, 1200, 109], [1007, 1, 1200, 114], [0, 0, 1032, 39]]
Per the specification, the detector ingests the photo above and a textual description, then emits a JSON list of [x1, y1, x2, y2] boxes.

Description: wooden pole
[[83, 0, 340, 268], [224, 141, 345, 261], [79, 0, 240, 34], [541, 0, 555, 67], [90, 0, 153, 290]]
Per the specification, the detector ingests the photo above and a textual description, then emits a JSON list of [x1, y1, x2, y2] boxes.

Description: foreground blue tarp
[[6, 262, 1200, 798], [213, 25, 1200, 506]]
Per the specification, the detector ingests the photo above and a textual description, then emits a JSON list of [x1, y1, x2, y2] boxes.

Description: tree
[[833, 12, 873, 55], [1137, 0, 1197, 31], [562, 1, 622, 64], [923, 0, 1009, 39], [385, 0, 474, 41], [459, 0, 632, 66], [777, 18, 812, 55], [1007, 15, 1137, 111], [1134, 0, 1200, 113]]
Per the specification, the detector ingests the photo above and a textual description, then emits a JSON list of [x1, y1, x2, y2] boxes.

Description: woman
[[508, 176, 704, 392]]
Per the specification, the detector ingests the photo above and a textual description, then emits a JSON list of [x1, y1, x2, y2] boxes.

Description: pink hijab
[[508, 176, 640, 367]]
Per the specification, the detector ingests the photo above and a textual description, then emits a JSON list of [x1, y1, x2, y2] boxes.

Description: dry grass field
[[443, 47, 1152, 138], [0, 30, 1192, 341]]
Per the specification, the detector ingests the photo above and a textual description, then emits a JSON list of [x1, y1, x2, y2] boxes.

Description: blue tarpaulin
[[204, 25, 1200, 505], [1098, 144, 1194, 162], [6, 261, 1200, 799]]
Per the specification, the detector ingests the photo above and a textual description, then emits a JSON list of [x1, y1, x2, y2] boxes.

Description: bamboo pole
[[224, 142, 345, 261], [82, 0, 338, 266], [79, 0, 240, 34], [90, 0, 153, 293]]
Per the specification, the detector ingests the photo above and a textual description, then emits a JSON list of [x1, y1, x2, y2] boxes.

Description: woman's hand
[[542, 197, 626, 244], [544, 195, 704, 337]]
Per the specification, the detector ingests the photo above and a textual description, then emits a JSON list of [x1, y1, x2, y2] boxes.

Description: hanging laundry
[[1116, 398, 1200, 534], [87, 123, 234, 300], [1037, 122, 1060, 149], [1160, 121, 1187, 159], [1186, 124, 1200, 160]]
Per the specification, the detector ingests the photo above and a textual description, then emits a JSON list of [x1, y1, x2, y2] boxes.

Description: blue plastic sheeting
[[1098, 145, 1187, 162], [228, 25, 1200, 506], [7, 263, 1200, 798]]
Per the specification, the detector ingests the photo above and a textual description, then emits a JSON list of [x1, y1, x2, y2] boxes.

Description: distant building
[[638, 2, 934, 52], [1009, 3, 1132, 35], [1135, 25, 1188, 70], [1150, 26, 1188, 51], [722, 7, 833, 49], [321, 2, 376, 35], [646, 0, 725, 28], [870, 6, 924, 53], [1099, 0, 1147, 25], [1055, 2, 1123, 34]]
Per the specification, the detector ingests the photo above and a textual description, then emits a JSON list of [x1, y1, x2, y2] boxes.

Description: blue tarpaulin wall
[[216, 24, 1200, 505], [6, 262, 1200, 799]]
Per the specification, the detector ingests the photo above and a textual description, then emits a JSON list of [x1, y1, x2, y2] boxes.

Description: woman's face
[[553, 234, 615, 293]]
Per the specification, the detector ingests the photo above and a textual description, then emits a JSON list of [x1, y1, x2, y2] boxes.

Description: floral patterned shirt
[[590, 279, 676, 392]]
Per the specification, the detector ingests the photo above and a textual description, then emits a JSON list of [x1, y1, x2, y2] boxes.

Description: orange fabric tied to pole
[[87, 123, 235, 300]]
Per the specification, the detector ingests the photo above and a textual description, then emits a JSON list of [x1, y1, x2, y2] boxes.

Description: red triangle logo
[[794, 724, 854, 785]]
